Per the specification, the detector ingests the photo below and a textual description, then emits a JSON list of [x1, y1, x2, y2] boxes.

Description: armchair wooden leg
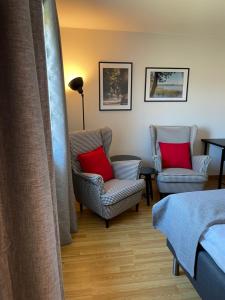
[[173, 257, 180, 276], [80, 203, 83, 213], [105, 219, 109, 228], [136, 203, 139, 212]]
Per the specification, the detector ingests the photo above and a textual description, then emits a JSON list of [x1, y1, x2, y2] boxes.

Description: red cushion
[[77, 146, 114, 182], [159, 142, 192, 169]]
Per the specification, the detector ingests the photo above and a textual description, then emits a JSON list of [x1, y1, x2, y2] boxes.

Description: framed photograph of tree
[[144, 67, 189, 102], [99, 62, 132, 111]]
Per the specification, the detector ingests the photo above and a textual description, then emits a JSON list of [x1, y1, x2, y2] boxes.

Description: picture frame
[[99, 62, 132, 111], [144, 67, 190, 102]]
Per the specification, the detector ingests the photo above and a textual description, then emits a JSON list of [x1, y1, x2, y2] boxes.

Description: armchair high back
[[149, 125, 211, 197], [70, 127, 145, 227]]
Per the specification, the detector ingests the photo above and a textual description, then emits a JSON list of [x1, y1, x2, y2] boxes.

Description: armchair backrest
[[149, 125, 197, 157], [70, 127, 112, 173]]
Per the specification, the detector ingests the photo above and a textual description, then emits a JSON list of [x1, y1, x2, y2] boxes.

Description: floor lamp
[[68, 77, 85, 130]]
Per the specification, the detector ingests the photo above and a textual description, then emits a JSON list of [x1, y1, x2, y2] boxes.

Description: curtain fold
[[43, 0, 77, 245], [0, 0, 75, 298]]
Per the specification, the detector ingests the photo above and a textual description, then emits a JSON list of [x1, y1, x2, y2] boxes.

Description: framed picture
[[144, 67, 190, 102], [99, 62, 132, 111]]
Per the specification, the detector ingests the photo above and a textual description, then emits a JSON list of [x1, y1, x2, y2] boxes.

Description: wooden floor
[[61, 178, 218, 299]]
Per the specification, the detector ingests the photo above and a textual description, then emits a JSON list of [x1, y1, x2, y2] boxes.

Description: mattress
[[200, 224, 225, 274]]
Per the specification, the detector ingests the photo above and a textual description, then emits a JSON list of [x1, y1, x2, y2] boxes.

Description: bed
[[152, 189, 225, 300]]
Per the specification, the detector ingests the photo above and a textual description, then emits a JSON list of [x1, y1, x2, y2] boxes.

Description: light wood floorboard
[[61, 177, 218, 299]]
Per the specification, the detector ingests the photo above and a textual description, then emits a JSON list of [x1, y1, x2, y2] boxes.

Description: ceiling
[[56, 0, 225, 36]]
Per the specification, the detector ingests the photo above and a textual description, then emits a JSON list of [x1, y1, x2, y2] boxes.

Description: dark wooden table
[[110, 155, 157, 205], [201, 138, 225, 189], [139, 166, 157, 205]]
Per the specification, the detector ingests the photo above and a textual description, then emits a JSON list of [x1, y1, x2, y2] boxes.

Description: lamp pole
[[81, 93, 85, 130]]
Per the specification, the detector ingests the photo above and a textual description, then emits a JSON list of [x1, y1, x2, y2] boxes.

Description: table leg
[[218, 148, 225, 189], [149, 175, 153, 201], [203, 142, 208, 155], [145, 175, 150, 206]]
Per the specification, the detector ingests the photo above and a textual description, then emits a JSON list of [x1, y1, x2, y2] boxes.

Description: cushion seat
[[101, 179, 145, 205], [158, 168, 207, 183]]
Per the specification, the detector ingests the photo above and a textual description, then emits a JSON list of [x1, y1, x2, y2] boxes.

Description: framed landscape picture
[[99, 62, 132, 111], [144, 67, 190, 102]]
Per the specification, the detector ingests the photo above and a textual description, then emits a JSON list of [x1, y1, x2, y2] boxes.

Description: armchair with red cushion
[[149, 125, 211, 198], [70, 127, 145, 227]]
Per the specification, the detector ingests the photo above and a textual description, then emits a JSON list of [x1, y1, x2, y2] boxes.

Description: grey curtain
[[43, 0, 77, 245], [0, 0, 76, 298]]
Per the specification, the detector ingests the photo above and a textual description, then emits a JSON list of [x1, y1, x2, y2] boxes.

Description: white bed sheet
[[200, 224, 225, 273]]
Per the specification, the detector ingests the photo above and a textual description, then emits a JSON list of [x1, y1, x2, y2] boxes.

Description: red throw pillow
[[159, 142, 192, 169], [77, 146, 114, 182]]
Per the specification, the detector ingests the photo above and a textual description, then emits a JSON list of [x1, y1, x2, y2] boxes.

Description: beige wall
[[61, 27, 225, 174]]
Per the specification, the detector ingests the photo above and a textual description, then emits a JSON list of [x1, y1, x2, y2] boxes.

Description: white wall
[[60, 28, 225, 174]]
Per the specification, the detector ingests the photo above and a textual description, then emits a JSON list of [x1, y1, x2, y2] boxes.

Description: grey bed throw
[[152, 189, 225, 277]]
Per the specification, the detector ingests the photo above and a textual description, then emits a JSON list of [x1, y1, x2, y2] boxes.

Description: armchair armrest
[[78, 172, 104, 188], [111, 160, 142, 180], [72, 171, 105, 215], [153, 155, 162, 172], [192, 155, 211, 174], [72, 171, 105, 196]]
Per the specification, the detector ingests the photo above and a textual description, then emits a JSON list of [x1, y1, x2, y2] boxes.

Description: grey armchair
[[70, 127, 145, 227], [149, 125, 211, 197]]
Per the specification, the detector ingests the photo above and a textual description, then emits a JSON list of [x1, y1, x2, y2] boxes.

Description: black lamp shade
[[68, 77, 83, 94]]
